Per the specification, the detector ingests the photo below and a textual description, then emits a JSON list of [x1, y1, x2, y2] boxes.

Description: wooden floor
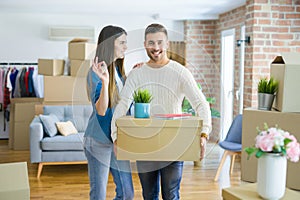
[[0, 140, 242, 199]]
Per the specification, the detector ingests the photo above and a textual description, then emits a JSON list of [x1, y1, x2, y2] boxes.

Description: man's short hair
[[144, 23, 168, 39]]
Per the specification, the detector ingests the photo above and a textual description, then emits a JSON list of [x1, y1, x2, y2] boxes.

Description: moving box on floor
[[0, 162, 30, 200]]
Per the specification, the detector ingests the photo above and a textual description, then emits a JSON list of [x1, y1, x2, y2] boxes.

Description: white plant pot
[[257, 153, 287, 200]]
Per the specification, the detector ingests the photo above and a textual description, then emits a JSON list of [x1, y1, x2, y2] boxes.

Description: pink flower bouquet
[[245, 124, 300, 162]]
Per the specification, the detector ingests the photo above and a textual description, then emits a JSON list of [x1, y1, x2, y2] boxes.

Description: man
[[111, 23, 212, 200]]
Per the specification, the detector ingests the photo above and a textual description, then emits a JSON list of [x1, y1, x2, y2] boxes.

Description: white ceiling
[[0, 0, 246, 20]]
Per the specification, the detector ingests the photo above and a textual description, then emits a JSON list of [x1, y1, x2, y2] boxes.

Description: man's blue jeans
[[84, 137, 134, 200], [136, 161, 184, 200]]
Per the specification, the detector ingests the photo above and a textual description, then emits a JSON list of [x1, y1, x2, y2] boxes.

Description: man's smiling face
[[144, 32, 169, 63]]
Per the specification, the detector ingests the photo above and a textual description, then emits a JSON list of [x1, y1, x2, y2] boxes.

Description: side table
[[222, 183, 300, 200]]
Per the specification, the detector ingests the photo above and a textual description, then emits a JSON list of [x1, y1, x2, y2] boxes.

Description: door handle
[[236, 90, 240, 100]]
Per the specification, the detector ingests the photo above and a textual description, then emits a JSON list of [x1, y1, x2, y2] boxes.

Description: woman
[[84, 25, 134, 200]]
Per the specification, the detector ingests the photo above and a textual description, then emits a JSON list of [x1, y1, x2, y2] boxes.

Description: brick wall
[[245, 0, 300, 108], [184, 21, 217, 97], [184, 20, 220, 141], [184, 7, 246, 141], [184, 0, 300, 140]]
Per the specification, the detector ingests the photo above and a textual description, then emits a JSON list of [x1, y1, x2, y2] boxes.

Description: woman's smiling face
[[114, 33, 127, 60]]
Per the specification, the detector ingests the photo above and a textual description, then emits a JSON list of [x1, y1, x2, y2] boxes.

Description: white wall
[[0, 12, 184, 138], [0, 12, 184, 64]]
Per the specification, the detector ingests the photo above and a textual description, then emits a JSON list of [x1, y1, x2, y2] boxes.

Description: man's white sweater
[[111, 60, 212, 142]]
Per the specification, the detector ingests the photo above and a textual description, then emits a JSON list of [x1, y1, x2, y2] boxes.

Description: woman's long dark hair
[[95, 25, 127, 108]]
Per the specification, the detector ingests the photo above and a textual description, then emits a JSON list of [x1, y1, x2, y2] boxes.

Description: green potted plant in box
[[133, 88, 153, 118], [257, 77, 279, 110]]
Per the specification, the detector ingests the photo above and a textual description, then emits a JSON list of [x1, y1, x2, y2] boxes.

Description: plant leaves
[[133, 88, 153, 103], [255, 149, 264, 158], [284, 138, 292, 146], [257, 77, 279, 94], [244, 147, 258, 160]]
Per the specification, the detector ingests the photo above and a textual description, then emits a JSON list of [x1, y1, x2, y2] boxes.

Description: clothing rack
[[0, 62, 40, 133], [0, 63, 37, 65], [0, 63, 38, 71]]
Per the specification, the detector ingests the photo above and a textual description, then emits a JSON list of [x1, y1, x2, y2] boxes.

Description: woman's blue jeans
[[84, 137, 134, 200], [136, 161, 183, 200]]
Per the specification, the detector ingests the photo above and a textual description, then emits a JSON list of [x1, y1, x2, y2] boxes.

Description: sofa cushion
[[41, 132, 85, 151], [39, 114, 60, 137], [56, 121, 78, 136], [43, 105, 92, 132]]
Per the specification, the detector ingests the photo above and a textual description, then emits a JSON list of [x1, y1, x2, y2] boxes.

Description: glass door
[[220, 28, 235, 140]]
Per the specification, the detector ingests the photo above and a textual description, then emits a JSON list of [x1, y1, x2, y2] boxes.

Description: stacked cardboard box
[[270, 53, 300, 112], [68, 38, 96, 77], [10, 39, 95, 150], [38, 59, 65, 76], [241, 108, 300, 190], [241, 53, 300, 190], [37, 38, 95, 104], [70, 59, 92, 77], [9, 98, 43, 150], [43, 76, 89, 103]]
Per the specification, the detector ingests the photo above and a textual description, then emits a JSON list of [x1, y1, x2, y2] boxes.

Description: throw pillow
[[39, 114, 60, 137], [55, 121, 78, 136]]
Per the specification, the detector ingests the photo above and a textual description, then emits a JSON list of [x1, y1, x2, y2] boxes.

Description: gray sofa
[[30, 105, 92, 178]]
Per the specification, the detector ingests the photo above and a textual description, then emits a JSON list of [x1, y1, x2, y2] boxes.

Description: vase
[[257, 153, 287, 200], [258, 93, 275, 111], [134, 103, 150, 118]]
